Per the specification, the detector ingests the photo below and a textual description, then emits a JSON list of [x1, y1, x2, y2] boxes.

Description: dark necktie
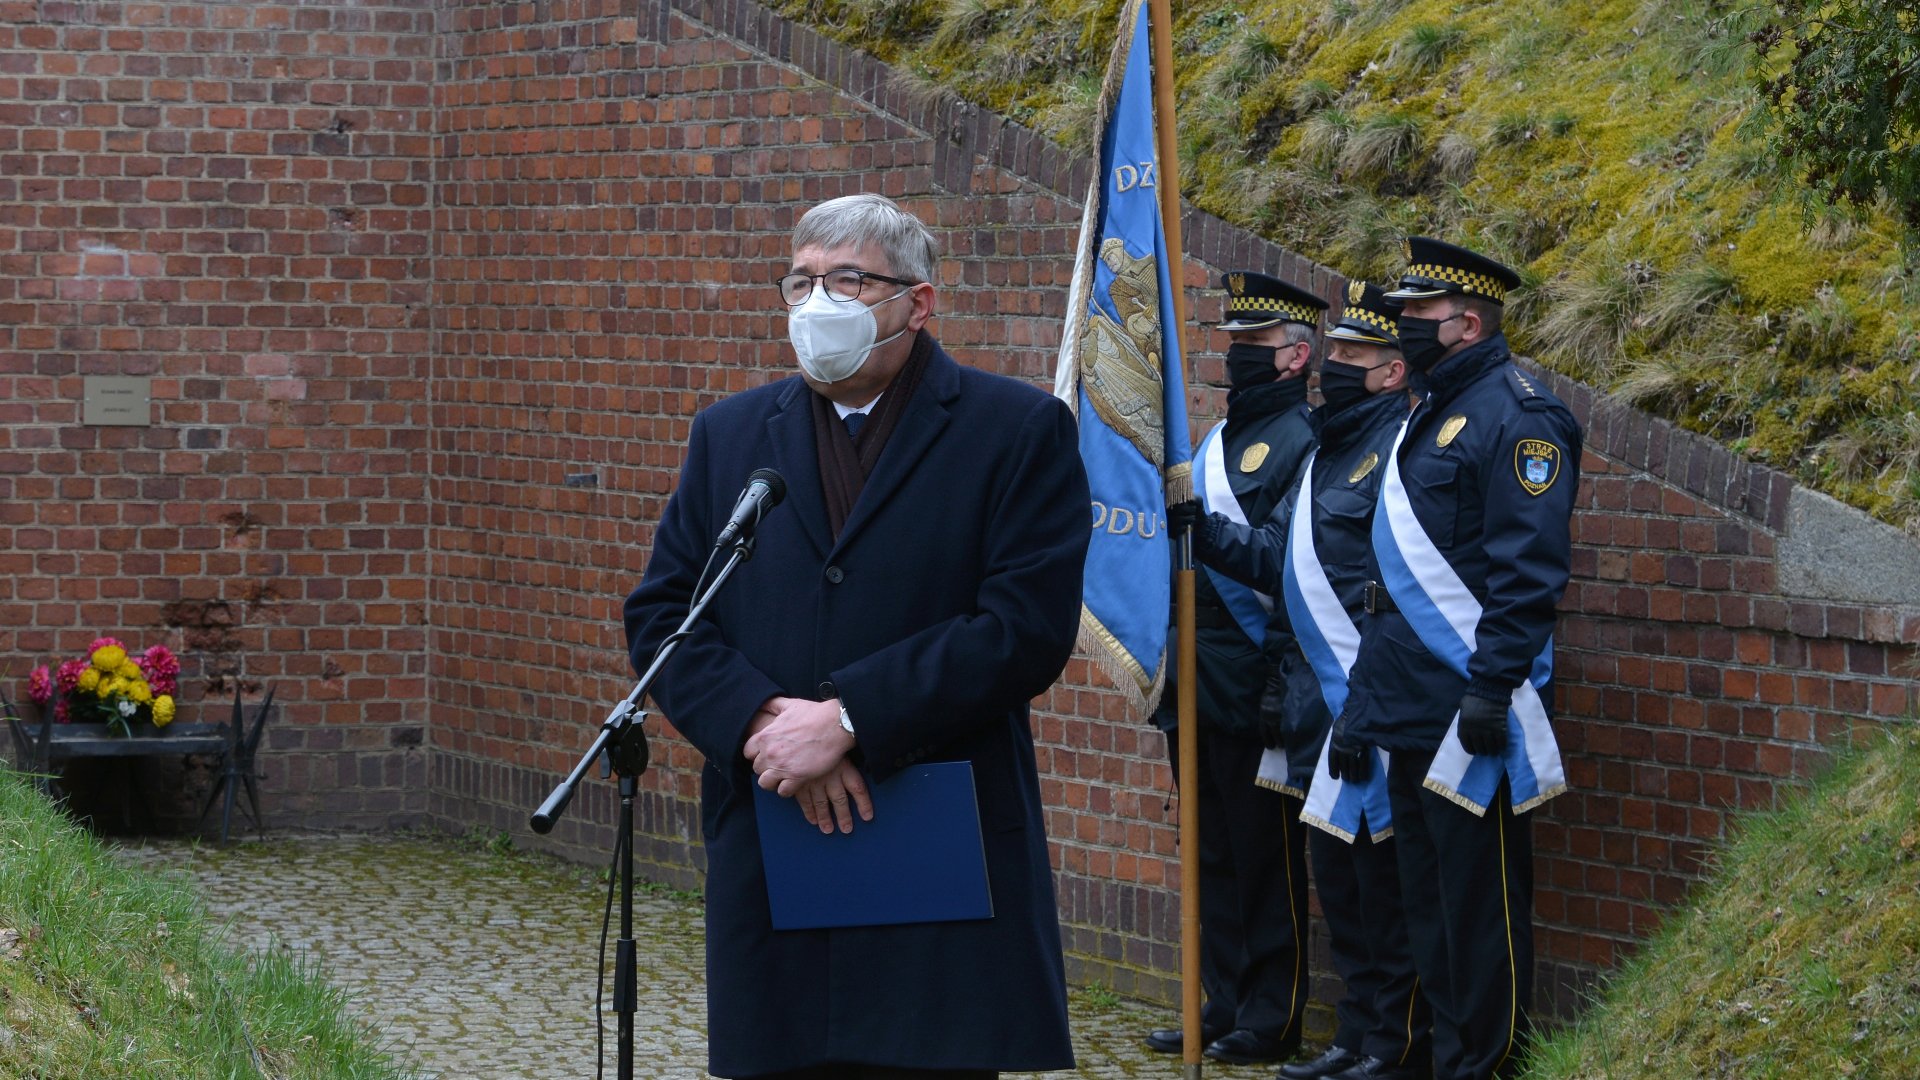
[[844, 411, 867, 439]]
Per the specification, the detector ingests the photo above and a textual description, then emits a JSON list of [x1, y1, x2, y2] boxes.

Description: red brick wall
[[0, 0, 436, 824], [5, 0, 1916, 1019], [1525, 370, 1919, 1011]]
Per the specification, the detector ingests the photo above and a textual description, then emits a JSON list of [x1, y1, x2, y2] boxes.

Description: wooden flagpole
[[1146, 0, 1202, 1075]]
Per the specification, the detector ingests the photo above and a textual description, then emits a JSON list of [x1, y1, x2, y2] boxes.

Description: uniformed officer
[[1326, 239, 1582, 1080], [1183, 280, 1431, 1080], [1146, 271, 1324, 1066]]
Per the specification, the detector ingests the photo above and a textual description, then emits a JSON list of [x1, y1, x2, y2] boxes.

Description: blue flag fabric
[[1053, 0, 1192, 716]]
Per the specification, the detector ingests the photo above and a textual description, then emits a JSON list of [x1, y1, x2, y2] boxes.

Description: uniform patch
[[1240, 442, 1270, 473], [1514, 439, 1562, 496], [1437, 414, 1467, 447], [1349, 452, 1379, 484]]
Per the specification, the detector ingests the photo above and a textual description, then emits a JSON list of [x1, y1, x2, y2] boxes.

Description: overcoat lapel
[[763, 380, 834, 558], [832, 349, 960, 555]]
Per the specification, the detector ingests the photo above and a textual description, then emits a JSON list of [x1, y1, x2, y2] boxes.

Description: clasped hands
[[1325, 693, 1510, 782], [743, 695, 873, 835]]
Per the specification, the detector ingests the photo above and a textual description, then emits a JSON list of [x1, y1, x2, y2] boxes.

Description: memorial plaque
[[82, 376, 152, 426]]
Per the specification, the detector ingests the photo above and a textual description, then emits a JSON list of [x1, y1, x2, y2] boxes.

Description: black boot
[[1280, 1045, 1364, 1079], [1144, 1022, 1230, 1054]]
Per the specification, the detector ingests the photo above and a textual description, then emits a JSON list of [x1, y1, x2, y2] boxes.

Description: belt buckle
[[1364, 581, 1383, 614]]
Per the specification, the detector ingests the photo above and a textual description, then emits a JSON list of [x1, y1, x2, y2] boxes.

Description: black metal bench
[[3, 685, 274, 844]]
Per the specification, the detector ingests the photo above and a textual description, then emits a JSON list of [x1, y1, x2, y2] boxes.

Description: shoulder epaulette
[[1506, 365, 1552, 411]]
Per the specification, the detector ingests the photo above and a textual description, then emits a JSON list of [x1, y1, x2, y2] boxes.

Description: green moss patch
[[775, 0, 1920, 528]]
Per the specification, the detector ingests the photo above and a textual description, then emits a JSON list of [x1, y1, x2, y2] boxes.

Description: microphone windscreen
[[748, 468, 787, 507]]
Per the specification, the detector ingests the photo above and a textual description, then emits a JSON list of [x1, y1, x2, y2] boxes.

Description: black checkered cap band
[[1229, 297, 1321, 325], [1342, 304, 1396, 336], [1403, 263, 1507, 303]]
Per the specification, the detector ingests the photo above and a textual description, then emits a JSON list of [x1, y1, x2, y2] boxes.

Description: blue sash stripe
[[1197, 423, 1275, 647], [1286, 454, 1392, 842]]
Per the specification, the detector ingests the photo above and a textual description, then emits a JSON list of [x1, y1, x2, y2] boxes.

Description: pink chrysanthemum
[[88, 636, 125, 653], [138, 644, 181, 697], [27, 666, 53, 706], [54, 698, 70, 723], [56, 658, 87, 695]]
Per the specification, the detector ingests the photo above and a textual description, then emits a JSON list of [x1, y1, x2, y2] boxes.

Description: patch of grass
[[1532, 245, 1660, 376], [1395, 23, 1464, 75], [1641, 259, 1740, 343], [0, 767, 416, 1078], [1520, 724, 1920, 1079], [1431, 130, 1480, 183], [1289, 75, 1339, 113], [637, 878, 706, 905], [1078, 981, 1123, 1009], [1337, 111, 1422, 182], [1212, 25, 1287, 94], [1299, 107, 1356, 172]]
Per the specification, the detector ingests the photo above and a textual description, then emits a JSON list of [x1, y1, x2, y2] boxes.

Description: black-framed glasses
[[776, 268, 918, 306]]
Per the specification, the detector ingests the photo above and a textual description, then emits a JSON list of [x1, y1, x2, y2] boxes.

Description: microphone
[[714, 468, 786, 548]]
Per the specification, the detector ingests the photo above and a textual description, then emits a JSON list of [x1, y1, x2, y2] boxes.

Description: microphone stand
[[531, 533, 757, 1080]]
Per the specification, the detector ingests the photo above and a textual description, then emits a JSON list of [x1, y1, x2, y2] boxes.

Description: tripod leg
[[221, 761, 237, 845], [241, 771, 266, 839]]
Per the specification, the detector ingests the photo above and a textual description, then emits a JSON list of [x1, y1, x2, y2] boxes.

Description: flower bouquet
[[25, 638, 180, 737]]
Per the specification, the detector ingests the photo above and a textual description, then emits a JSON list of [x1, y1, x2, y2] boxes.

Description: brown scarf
[[810, 330, 935, 540]]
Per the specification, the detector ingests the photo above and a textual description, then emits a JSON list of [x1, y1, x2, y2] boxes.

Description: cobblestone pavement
[[120, 833, 1297, 1080]]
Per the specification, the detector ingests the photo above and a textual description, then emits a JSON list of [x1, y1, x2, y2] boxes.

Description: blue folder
[[753, 761, 993, 930]]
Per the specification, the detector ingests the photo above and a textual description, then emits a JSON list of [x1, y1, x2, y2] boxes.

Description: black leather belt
[[1192, 605, 1239, 630], [1363, 581, 1398, 614]]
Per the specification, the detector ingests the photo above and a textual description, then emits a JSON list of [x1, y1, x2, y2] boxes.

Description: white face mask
[[786, 286, 909, 384]]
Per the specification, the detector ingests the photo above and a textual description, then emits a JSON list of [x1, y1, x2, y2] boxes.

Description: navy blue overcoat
[[624, 339, 1090, 1078]]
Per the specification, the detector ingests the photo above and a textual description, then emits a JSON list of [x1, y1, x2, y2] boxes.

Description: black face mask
[[1316, 359, 1377, 415], [1225, 342, 1281, 389], [1394, 312, 1461, 373]]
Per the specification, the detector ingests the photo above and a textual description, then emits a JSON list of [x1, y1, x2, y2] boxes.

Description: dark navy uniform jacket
[[623, 341, 1087, 1077], [1199, 390, 1409, 790], [1341, 334, 1581, 752], [1155, 379, 1315, 739]]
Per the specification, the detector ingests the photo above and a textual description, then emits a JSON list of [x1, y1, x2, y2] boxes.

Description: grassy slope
[[1521, 723, 1920, 1079], [0, 769, 413, 1079], [775, 0, 1920, 527]]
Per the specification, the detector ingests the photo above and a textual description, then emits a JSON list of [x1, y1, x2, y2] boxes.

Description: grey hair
[[792, 194, 940, 284], [1279, 320, 1318, 366]]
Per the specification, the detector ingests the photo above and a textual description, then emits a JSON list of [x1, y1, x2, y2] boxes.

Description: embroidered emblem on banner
[[1515, 439, 1561, 495], [1347, 279, 1366, 304], [1240, 442, 1270, 473], [1437, 415, 1467, 447], [1349, 452, 1379, 484]]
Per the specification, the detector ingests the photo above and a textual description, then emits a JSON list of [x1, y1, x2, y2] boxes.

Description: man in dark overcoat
[[623, 193, 1090, 1079]]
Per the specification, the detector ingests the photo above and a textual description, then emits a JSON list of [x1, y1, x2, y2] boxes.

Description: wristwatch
[[838, 702, 857, 742]]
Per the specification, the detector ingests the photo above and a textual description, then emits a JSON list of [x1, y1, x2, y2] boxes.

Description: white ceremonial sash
[[1282, 455, 1393, 840], [1373, 418, 1567, 815], [1195, 422, 1274, 647]]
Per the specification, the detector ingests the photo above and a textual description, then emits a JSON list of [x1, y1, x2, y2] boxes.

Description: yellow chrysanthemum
[[128, 682, 153, 705], [76, 668, 102, 693], [151, 696, 175, 727], [91, 645, 127, 672], [102, 677, 128, 699], [116, 660, 142, 681]]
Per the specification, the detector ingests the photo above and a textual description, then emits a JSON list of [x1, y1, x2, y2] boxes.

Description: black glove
[[1256, 671, 1287, 750], [1457, 693, 1509, 756], [1167, 499, 1202, 537], [1324, 709, 1370, 782]]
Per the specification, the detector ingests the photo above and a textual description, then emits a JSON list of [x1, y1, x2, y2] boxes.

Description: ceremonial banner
[[1053, 0, 1193, 716]]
